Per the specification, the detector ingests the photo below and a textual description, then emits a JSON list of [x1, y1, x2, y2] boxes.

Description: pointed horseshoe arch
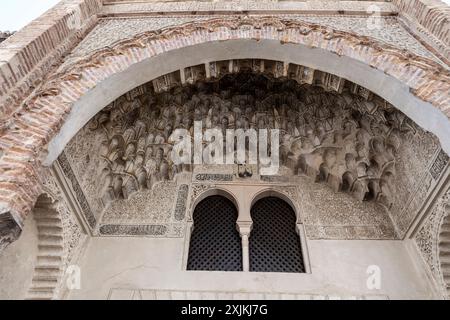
[[1, 16, 450, 240], [438, 204, 450, 298]]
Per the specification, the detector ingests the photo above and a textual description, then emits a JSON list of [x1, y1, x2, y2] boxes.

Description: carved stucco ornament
[[0, 15, 449, 250]]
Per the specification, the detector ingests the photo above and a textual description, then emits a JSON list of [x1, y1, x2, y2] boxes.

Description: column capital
[[237, 220, 253, 237]]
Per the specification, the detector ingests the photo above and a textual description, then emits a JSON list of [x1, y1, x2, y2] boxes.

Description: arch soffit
[[437, 202, 450, 298]]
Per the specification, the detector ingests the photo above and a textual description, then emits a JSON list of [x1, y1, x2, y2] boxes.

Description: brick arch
[[438, 203, 450, 299], [1, 16, 450, 245]]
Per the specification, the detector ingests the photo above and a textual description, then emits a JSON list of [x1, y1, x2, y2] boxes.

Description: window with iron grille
[[187, 195, 242, 271], [249, 197, 305, 273]]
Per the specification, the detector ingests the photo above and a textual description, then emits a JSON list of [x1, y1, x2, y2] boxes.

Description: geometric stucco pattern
[[68, 16, 440, 62], [415, 188, 450, 299], [0, 16, 450, 246]]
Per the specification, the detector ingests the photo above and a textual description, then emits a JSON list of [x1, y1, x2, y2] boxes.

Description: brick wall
[[394, 0, 450, 61], [0, 0, 102, 125]]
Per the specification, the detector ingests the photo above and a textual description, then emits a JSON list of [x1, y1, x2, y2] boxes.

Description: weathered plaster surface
[[0, 214, 38, 299], [68, 237, 438, 300]]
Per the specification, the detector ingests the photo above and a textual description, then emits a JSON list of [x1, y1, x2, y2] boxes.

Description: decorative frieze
[[430, 150, 450, 181], [57, 152, 97, 229], [174, 184, 189, 221], [99, 224, 167, 236], [415, 188, 450, 298], [100, 182, 177, 224], [195, 174, 234, 182], [99, 223, 185, 237], [260, 175, 290, 183]]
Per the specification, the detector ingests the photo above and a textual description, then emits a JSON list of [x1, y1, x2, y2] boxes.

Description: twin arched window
[[187, 195, 242, 271], [187, 195, 305, 273]]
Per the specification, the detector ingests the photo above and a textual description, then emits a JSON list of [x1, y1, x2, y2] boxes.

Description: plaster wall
[[67, 237, 439, 300], [0, 215, 38, 300]]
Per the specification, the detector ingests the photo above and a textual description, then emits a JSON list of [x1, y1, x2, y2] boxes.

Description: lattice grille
[[250, 197, 305, 273], [187, 195, 242, 271]]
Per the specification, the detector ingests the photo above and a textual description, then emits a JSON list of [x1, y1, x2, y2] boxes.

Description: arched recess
[[0, 193, 64, 300], [188, 188, 240, 222], [251, 189, 302, 224], [249, 196, 305, 273], [26, 194, 64, 300], [438, 204, 450, 298], [1, 16, 450, 244], [187, 195, 242, 272]]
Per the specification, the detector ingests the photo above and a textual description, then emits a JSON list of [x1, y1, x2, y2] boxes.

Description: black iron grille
[[187, 195, 242, 271], [249, 197, 305, 273]]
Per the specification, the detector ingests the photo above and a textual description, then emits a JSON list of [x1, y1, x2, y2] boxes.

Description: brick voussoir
[[0, 0, 103, 126], [1, 14, 450, 243]]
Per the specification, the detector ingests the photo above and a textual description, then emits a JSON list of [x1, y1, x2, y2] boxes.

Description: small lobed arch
[[189, 187, 240, 222], [251, 189, 301, 224]]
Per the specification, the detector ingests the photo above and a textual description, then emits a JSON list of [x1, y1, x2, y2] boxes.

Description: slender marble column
[[237, 221, 253, 272]]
